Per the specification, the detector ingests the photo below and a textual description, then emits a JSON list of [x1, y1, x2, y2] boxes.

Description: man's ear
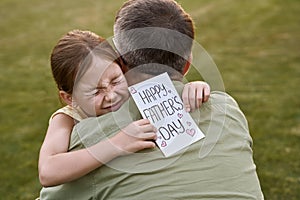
[[59, 91, 73, 106], [119, 57, 129, 73], [183, 53, 192, 75]]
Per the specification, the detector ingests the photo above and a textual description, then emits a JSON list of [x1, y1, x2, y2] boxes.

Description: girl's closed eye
[[85, 88, 102, 97], [111, 76, 124, 86], [92, 89, 101, 96]]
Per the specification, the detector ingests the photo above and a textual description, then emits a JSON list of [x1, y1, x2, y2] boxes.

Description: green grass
[[0, 0, 299, 199]]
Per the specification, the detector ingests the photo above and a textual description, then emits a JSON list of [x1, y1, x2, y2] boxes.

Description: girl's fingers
[[188, 84, 197, 111], [140, 123, 157, 133], [195, 88, 203, 109], [139, 132, 157, 140], [136, 118, 151, 125], [140, 141, 156, 149], [182, 85, 191, 112], [203, 85, 210, 102]]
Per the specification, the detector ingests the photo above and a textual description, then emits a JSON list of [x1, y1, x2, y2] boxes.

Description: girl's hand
[[111, 119, 157, 155], [182, 81, 210, 112]]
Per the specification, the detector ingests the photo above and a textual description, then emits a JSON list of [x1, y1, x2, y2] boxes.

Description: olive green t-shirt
[[40, 82, 264, 200]]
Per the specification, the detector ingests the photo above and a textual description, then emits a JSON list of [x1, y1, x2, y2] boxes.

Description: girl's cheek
[[81, 96, 96, 109], [94, 94, 105, 106]]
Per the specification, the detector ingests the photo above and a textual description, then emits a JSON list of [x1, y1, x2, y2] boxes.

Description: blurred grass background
[[0, 0, 299, 199]]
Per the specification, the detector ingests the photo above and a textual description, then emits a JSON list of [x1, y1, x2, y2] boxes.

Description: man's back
[[40, 83, 263, 199]]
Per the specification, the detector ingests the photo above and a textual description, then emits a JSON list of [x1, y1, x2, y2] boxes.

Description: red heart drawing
[[161, 141, 167, 147], [186, 129, 195, 137], [186, 121, 192, 126], [177, 113, 183, 118], [130, 87, 137, 94]]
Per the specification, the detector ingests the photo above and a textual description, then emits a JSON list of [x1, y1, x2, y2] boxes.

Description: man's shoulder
[[208, 91, 239, 107]]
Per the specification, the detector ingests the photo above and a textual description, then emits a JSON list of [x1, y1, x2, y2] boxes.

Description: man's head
[[114, 0, 195, 80]]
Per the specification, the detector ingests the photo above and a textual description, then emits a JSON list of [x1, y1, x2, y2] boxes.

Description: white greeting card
[[128, 73, 205, 157]]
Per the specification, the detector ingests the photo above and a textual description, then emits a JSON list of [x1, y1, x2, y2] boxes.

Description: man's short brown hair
[[114, 0, 195, 76]]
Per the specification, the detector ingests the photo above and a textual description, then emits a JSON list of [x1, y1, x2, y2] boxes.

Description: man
[[40, 0, 264, 199]]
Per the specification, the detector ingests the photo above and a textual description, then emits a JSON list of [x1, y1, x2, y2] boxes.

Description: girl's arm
[[38, 114, 156, 187], [38, 113, 100, 187], [182, 81, 210, 112]]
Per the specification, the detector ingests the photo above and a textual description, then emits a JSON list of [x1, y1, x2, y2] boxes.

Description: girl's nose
[[104, 89, 117, 102]]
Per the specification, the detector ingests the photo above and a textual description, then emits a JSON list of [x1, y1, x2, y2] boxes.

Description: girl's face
[[73, 57, 129, 117]]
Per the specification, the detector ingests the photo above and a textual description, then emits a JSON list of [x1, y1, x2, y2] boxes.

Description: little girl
[[38, 29, 210, 187]]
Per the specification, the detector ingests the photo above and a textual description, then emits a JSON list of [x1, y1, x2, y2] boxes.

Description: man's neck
[[125, 71, 183, 86]]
